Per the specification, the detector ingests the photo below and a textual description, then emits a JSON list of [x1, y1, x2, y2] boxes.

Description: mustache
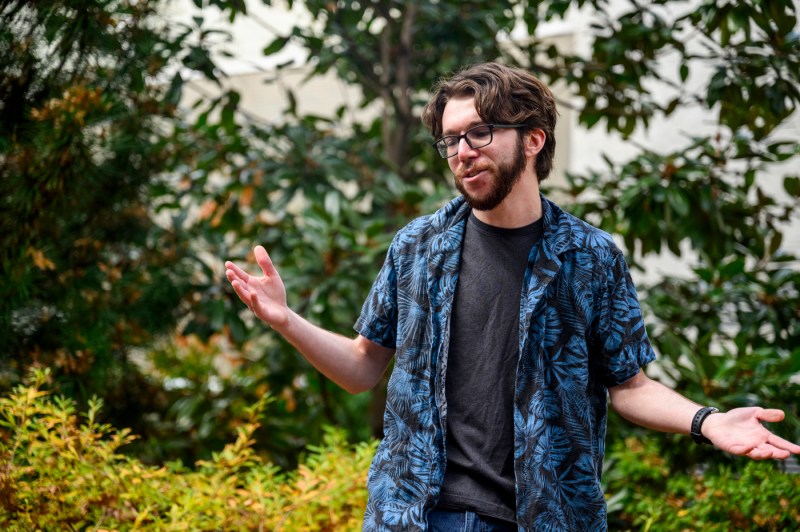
[[456, 162, 493, 180]]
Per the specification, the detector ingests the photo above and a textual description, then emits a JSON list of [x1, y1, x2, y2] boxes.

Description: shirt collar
[[430, 194, 580, 257]]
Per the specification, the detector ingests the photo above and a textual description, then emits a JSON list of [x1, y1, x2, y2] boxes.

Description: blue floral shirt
[[355, 195, 655, 531]]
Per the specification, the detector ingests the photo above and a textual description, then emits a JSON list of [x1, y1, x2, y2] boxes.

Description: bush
[[3, 369, 798, 531], [604, 436, 800, 531], [0, 370, 375, 531]]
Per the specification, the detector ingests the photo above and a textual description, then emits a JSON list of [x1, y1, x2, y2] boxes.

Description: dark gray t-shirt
[[436, 212, 543, 523]]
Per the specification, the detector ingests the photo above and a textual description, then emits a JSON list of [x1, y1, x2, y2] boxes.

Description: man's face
[[441, 96, 527, 212]]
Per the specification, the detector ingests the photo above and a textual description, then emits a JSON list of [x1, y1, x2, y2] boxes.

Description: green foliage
[[604, 437, 800, 531], [0, 0, 251, 459], [215, 0, 800, 469], [260, 0, 528, 172], [3, 372, 798, 530], [3, 0, 799, 475], [1, 0, 185, 373], [558, 86, 800, 472], [561, 134, 800, 466], [540, 0, 800, 470], [161, 109, 453, 460], [0, 370, 375, 530]]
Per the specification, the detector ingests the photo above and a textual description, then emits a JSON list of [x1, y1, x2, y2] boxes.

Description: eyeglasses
[[432, 124, 527, 158]]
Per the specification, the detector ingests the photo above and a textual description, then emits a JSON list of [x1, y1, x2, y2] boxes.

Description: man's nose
[[456, 137, 478, 161]]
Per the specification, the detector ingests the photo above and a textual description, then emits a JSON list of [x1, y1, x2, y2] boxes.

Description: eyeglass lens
[[436, 125, 493, 158]]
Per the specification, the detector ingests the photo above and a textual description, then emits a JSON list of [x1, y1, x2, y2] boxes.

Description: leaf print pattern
[[356, 196, 655, 531]]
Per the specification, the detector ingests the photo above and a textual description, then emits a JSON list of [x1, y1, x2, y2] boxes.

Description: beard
[[454, 134, 527, 212]]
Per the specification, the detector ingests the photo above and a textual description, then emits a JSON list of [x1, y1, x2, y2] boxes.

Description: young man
[[225, 62, 800, 531]]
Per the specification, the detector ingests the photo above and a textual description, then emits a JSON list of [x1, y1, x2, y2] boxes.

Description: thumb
[[756, 409, 786, 423], [254, 245, 279, 277]]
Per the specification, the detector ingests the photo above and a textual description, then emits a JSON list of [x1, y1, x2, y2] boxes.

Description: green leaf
[[666, 188, 690, 217], [263, 36, 290, 56], [165, 72, 184, 105], [784, 176, 800, 197], [719, 257, 745, 278], [324, 191, 341, 220], [679, 63, 689, 82], [768, 232, 783, 256]]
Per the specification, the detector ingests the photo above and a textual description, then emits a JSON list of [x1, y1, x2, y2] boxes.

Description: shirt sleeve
[[354, 239, 399, 349], [593, 247, 656, 387]]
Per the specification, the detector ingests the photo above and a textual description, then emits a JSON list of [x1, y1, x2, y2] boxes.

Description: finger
[[226, 267, 250, 287], [746, 447, 770, 460], [754, 445, 790, 460], [766, 433, 800, 454], [254, 246, 279, 277], [225, 260, 251, 282], [768, 447, 791, 460], [756, 408, 786, 423], [230, 280, 254, 308]]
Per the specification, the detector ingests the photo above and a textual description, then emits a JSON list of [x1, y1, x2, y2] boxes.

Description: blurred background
[[2, 0, 799, 527]]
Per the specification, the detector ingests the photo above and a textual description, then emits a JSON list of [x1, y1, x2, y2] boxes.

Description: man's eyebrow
[[442, 120, 485, 136]]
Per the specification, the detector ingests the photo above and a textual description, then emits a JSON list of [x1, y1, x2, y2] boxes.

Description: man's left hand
[[702, 407, 800, 459]]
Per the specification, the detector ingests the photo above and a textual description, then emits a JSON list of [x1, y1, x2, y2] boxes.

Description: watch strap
[[691, 406, 719, 445]]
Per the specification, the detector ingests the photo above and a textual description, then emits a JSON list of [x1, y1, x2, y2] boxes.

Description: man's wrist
[[691, 406, 720, 445]]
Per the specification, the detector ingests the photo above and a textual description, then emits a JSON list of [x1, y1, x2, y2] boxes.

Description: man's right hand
[[225, 245, 290, 330], [225, 245, 394, 394]]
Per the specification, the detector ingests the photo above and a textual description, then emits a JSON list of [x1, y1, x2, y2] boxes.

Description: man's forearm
[[608, 370, 709, 435], [610, 370, 800, 459], [273, 309, 395, 394]]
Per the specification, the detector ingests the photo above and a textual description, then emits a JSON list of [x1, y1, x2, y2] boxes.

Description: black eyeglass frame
[[432, 124, 528, 159]]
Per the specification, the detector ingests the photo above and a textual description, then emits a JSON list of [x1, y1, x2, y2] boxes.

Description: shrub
[[604, 436, 800, 531], [0, 370, 375, 531], [4, 369, 798, 531]]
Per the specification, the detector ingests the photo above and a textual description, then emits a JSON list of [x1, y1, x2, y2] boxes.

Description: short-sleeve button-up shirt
[[356, 195, 655, 531]]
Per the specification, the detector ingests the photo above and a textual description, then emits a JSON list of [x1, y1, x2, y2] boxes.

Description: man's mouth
[[460, 166, 490, 181]]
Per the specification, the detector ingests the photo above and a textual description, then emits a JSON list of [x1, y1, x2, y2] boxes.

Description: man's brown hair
[[422, 62, 558, 181]]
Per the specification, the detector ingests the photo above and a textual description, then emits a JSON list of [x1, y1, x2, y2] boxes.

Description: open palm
[[705, 407, 800, 460], [225, 245, 290, 328]]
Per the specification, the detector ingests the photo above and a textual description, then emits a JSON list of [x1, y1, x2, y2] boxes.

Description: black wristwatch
[[691, 406, 719, 445]]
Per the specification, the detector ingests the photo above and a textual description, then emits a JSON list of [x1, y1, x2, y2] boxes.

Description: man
[[225, 62, 800, 531]]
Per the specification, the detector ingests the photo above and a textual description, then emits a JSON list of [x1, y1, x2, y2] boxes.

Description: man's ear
[[524, 129, 546, 158]]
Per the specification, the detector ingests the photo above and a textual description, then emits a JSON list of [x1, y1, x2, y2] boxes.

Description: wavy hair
[[422, 62, 558, 181]]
